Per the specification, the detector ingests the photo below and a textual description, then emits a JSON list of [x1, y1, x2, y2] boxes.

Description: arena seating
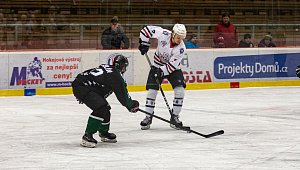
[[0, 0, 300, 49]]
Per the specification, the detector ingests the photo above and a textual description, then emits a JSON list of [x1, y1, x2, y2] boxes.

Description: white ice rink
[[0, 86, 300, 170]]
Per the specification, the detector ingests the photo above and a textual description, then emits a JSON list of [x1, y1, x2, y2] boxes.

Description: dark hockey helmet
[[107, 53, 129, 74]]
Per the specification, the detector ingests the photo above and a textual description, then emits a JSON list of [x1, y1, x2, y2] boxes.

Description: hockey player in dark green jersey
[[72, 53, 139, 148]]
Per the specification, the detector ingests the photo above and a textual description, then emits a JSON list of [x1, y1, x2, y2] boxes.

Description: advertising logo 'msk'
[[10, 57, 45, 86]]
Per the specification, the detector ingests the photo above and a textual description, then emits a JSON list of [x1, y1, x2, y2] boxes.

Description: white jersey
[[140, 25, 186, 76]]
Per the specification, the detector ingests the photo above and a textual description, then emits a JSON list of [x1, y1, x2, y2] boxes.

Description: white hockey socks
[[145, 89, 158, 117], [173, 87, 185, 116]]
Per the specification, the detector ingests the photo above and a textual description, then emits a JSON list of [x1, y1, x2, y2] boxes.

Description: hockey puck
[[183, 126, 191, 133]]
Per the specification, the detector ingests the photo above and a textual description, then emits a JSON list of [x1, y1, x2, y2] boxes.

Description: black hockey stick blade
[[188, 129, 224, 138]]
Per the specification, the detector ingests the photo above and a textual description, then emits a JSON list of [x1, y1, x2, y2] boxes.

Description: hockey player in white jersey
[[138, 24, 187, 130]]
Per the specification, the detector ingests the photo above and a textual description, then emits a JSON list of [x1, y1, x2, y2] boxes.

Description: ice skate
[[80, 132, 97, 148], [170, 114, 183, 130], [99, 132, 117, 143], [140, 116, 152, 130]]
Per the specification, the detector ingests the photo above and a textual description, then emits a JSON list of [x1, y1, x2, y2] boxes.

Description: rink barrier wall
[[1, 80, 299, 96], [0, 48, 299, 97]]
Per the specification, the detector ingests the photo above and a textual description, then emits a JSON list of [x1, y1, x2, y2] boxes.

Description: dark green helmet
[[108, 53, 129, 74]]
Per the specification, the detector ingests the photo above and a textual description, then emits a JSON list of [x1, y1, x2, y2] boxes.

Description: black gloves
[[138, 38, 150, 55], [129, 100, 139, 113], [296, 65, 300, 78], [151, 66, 164, 83]]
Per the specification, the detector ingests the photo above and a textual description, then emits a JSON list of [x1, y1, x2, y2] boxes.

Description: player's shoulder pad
[[179, 48, 185, 54], [162, 29, 171, 36], [100, 64, 116, 74], [162, 30, 169, 36], [177, 42, 186, 54]]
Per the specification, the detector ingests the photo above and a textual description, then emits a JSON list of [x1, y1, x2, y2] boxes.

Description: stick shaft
[[138, 109, 224, 138], [144, 53, 173, 116]]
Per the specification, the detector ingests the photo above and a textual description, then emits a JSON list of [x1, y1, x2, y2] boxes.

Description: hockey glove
[[129, 100, 139, 113], [138, 38, 150, 55], [151, 66, 164, 83], [296, 65, 300, 78]]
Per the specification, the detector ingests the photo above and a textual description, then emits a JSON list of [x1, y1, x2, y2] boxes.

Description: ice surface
[[0, 87, 299, 170]]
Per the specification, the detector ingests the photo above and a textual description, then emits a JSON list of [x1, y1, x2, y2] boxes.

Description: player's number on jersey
[[90, 68, 104, 76]]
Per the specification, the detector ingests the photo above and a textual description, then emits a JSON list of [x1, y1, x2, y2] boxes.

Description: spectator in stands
[[55, 7, 71, 48], [7, 12, 19, 49], [258, 34, 276, 47], [28, 14, 38, 30], [238, 33, 254, 47], [16, 14, 31, 49], [185, 34, 200, 48], [48, 5, 57, 19], [40, 14, 58, 49], [0, 12, 7, 50], [27, 14, 38, 47], [213, 12, 238, 48], [101, 16, 129, 49]]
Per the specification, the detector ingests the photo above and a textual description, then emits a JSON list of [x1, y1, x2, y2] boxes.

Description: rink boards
[[0, 48, 300, 96]]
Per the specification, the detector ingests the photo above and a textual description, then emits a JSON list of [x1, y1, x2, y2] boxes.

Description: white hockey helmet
[[172, 24, 187, 38]]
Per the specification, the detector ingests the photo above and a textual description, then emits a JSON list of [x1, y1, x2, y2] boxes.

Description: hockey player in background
[[138, 24, 187, 130], [72, 54, 139, 148], [296, 65, 300, 78]]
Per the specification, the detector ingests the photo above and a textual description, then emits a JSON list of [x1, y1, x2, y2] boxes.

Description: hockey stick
[[138, 109, 224, 138], [143, 53, 224, 138]]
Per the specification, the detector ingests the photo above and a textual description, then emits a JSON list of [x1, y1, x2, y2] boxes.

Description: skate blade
[[141, 125, 150, 130], [80, 139, 96, 148], [101, 138, 117, 143]]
